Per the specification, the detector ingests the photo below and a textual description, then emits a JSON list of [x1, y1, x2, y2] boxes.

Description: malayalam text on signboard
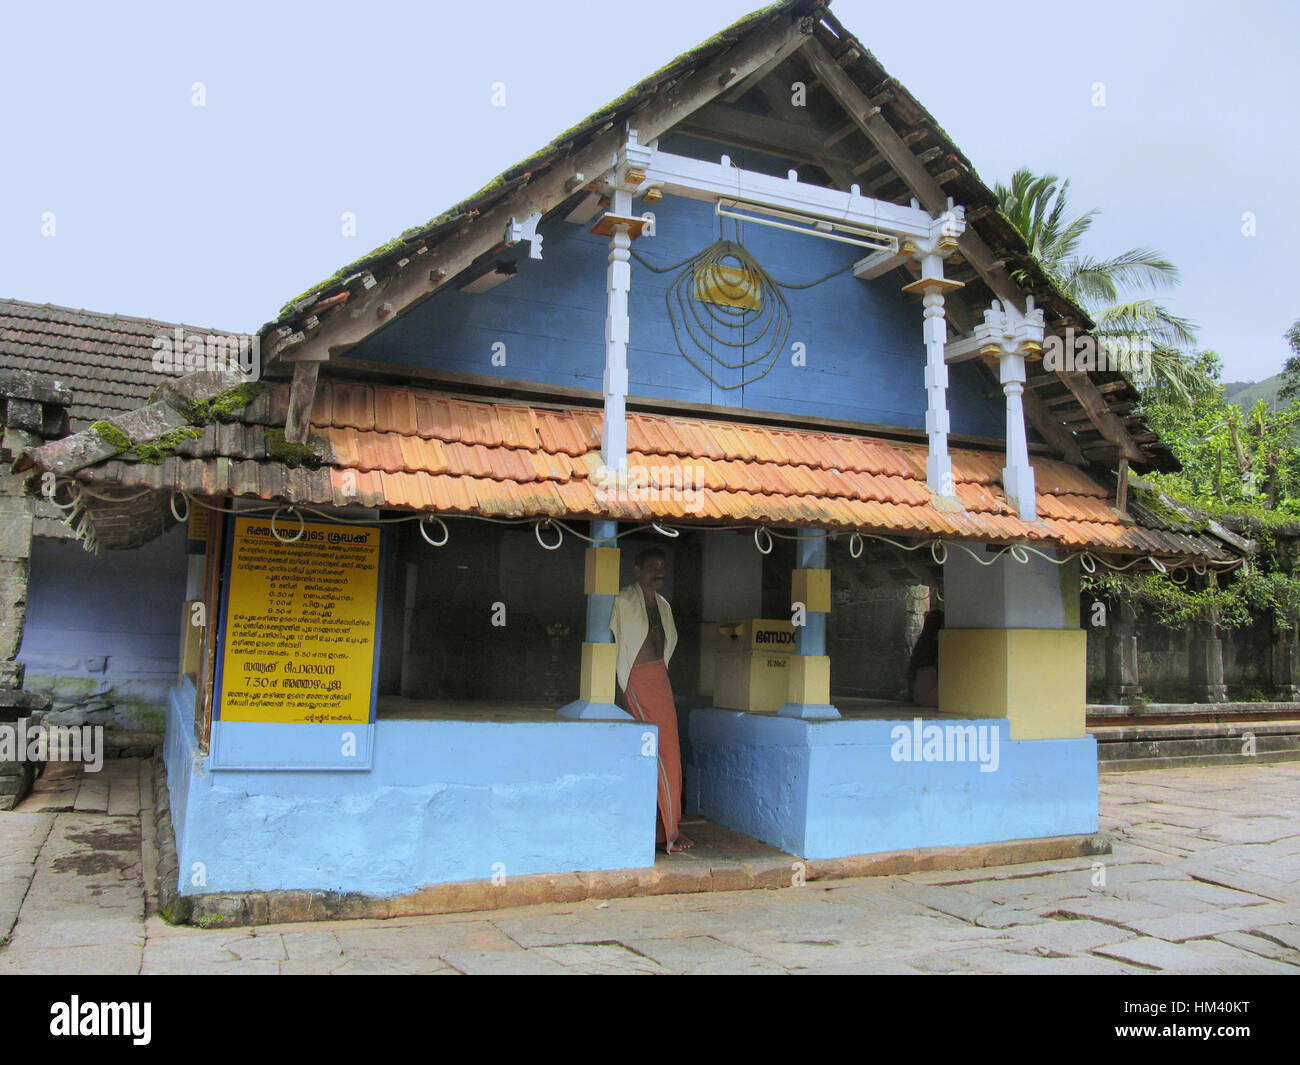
[[219, 516, 381, 724]]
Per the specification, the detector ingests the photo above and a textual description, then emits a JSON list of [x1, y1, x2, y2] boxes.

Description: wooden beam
[[1012, 373, 1088, 465], [824, 120, 857, 147], [678, 102, 860, 175], [720, 31, 811, 103], [283, 359, 321, 444], [1057, 370, 1145, 462], [276, 13, 813, 366], [747, 76, 857, 189]]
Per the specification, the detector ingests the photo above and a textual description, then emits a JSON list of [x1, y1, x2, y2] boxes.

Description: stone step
[[1096, 720, 1300, 770]]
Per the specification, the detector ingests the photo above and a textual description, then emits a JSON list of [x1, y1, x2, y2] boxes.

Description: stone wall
[[1084, 596, 1284, 703], [19, 525, 188, 738]]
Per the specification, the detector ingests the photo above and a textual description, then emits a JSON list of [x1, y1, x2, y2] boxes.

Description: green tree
[[1278, 318, 1300, 402], [994, 168, 1208, 402], [1142, 351, 1300, 514]]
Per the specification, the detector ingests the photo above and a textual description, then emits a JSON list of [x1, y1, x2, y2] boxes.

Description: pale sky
[[3, 0, 1295, 383]]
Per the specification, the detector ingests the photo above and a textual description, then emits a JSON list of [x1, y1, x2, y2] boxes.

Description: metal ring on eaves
[[1079, 553, 1097, 574], [849, 532, 864, 559], [1149, 556, 1167, 574], [270, 506, 305, 544], [169, 491, 189, 523], [419, 515, 449, 547], [753, 527, 773, 555], [1192, 559, 1208, 576], [930, 541, 948, 566], [535, 519, 563, 551], [651, 521, 680, 539]]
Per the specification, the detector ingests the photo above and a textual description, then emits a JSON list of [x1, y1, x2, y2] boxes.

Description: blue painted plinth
[[686, 709, 1098, 859], [164, 683, 657, 896]]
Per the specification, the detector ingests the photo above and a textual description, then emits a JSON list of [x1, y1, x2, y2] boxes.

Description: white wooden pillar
[[901, 214, 964, 501], [908, 253, 958, 498], [601, 194, 632, 469], [597, 132, 654, 472], [973, 298, 1046, 520]]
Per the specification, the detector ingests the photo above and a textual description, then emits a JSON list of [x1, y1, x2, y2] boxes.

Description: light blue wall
[[20, 526, 188, 733], [687, 709, 1098, 859], [164, 681, 659, 896], [348, 187, 1005, 437]]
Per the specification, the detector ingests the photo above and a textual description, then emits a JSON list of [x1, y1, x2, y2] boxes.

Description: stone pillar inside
[[937, 546, 1086, 739], [1104, 599, 1143, 704]]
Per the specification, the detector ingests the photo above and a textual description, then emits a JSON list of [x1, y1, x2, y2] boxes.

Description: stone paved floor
[[0, 758, 1297, 974]]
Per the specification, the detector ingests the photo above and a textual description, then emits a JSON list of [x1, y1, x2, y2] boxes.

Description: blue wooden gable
[[346, 140, 1006, 440]]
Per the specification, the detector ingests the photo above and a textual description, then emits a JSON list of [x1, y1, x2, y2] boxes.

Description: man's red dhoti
[[623, 660, 683, 846]]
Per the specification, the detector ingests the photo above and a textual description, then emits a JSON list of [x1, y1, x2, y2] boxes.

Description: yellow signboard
[[218, 516, 381, 724]]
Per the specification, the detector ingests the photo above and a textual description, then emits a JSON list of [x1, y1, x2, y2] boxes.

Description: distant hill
[[1222, 373, 1288, 412]]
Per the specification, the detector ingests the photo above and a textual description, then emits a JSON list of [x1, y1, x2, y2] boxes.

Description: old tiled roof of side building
[[60, 379, 1234, 561], [0, 298, 230, 430]]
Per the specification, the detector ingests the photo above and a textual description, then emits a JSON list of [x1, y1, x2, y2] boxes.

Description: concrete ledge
[[1088, 701, 1300, 720], [173, 831, 1112, 929], [1101, 751, 1300, 773]]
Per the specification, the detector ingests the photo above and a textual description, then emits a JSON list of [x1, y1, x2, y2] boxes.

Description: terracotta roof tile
[[535, 409, 588, 456], [373, 386, 418, 436], [309, 381, 334, 426], [413, 394, 455, 440], [397, 433, 447, 475], [496, 405, 541, 450], [708, 423, 751, 461], [59, 378, 1236, 562]]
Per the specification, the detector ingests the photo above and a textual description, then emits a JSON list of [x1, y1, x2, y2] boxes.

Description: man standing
[[610, 547, 693, 853]]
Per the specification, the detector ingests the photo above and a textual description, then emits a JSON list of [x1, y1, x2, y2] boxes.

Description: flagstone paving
[[0, 758, 1296, 974]]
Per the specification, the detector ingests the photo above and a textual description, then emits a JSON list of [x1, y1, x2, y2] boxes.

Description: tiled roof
[[70, 380, 1232, 560], [0, 299, 231, 430]]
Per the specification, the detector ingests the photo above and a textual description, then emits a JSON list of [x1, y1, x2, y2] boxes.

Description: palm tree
[[994, 168, 1207, 402]]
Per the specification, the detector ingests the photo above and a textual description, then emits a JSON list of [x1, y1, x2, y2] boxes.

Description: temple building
[[14, 0, 1248, 908]]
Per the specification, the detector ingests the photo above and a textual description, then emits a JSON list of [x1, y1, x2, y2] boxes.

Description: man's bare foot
[[666, 834, 694, 853]]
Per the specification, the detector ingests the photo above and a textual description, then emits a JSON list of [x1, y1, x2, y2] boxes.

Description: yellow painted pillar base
[[779, 655, 839, 719], [578, 641, 618, 704], [937, 629, 1086, 739]]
